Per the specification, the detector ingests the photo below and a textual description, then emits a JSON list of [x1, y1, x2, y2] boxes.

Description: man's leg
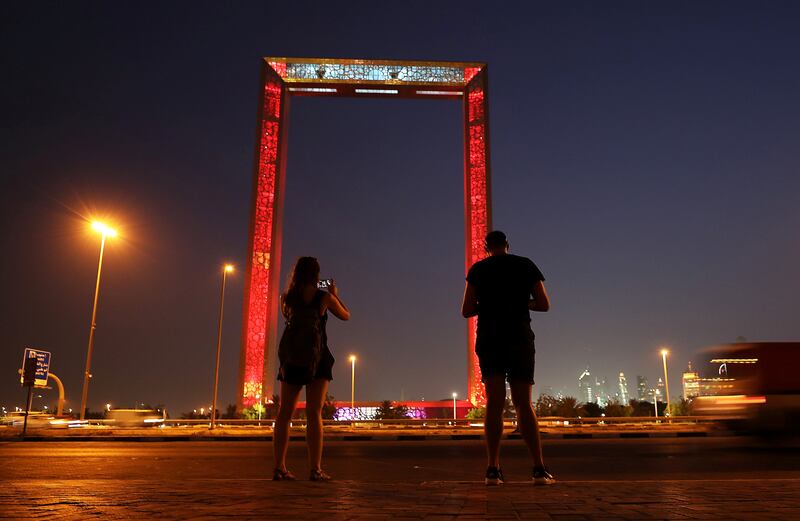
[[509, 381, 545, 469], [484, 374, 507, 468]]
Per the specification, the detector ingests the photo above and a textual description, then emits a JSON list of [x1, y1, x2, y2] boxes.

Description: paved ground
[[2, 437, 799, 519]]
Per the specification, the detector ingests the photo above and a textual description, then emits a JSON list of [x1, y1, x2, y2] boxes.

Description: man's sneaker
[[485, 466, 504, 486], [533, 467, 555, 485]]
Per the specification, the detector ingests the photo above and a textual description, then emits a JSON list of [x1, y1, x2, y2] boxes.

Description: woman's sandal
[[272, 468, 296, 481], [309, 468, 331, 481]]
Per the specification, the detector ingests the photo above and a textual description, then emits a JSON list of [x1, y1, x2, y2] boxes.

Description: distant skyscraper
[[656, 377, 665, 401], [636, 376, 649, 400], [578, 368, 594, 404], [682, 362, 700, 398], [595, 376, 608, 407], [618, 372, 629, 404]]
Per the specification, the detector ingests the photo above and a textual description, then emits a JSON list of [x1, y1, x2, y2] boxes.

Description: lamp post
[[661, 349, 672, 417], [349, 355, 356, 411], [452, 392, 457, 420], [653, 389, 659, 418], [79, 221, 117, 421], [210, 264, 234, 430]]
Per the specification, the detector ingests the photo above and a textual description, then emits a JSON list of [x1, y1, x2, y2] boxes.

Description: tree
[[241, 404, 265, 420], [374, 400, 409, 420], [321, 393, 337, 420], [503, 396, 516, 419], [671, 397, 693, 417], [264, 394, 280, 419], [603, 399, 632, 418], [554, 396, 582, 418], [582, 402, 603, 417], [222, 404, 239, 419], [535, 394, 558, 416], [466, 407, 486, 419], [629, 399, 655, 417]]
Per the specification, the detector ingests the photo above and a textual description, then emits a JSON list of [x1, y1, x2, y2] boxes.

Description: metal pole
[[80, 234, 107, 420], [453, 396, 457, 419], [662, 352, 672, 418], [48, 373, 65, 416], [22, 385, 33, 437], [350, 358, 355, 411], [210, 269, 228, 430], [653, 390, 659, 418]]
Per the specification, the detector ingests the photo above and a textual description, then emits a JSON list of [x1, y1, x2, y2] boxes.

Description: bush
[[466, 407, 486, 419], [535, 394, 558, 416], [374, 400, 409, 420], [321, 393, 337, 420], [603, 400, 632, 417]]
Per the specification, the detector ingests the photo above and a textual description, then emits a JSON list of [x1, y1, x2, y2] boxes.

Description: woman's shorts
[[278, 348, 335, 386], [476, 324, 536, 385]]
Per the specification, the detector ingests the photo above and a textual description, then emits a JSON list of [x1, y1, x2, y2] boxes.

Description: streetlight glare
[[452, 392, 457, 398], [349, 355, 356, 362], [224, 264, 234, 273], [660, 349, 669, 356], [91, 221, 118, 237]]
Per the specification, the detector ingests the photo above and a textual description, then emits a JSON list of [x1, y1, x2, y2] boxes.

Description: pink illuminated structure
[[239, 58, 492, 409]]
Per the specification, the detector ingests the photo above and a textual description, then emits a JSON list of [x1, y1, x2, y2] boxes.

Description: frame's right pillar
[[463, 67, 492, 406]]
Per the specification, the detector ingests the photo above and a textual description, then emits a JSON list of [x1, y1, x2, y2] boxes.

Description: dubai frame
[[238, 57, 492, 409]]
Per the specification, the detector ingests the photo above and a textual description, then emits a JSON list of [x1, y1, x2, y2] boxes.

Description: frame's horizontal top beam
[[265, 57, 485, 88], [285, 82, 466, 100]]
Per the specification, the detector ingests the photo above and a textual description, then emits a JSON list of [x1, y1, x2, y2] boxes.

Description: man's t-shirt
[[466, 254, 545, 331]]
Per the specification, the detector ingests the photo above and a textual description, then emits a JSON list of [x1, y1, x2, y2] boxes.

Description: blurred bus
[[693, 342, 800, 434], [106, 409, 165, 427]]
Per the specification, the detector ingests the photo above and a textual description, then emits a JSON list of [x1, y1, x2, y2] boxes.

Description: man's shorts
[[475, 324, 536, 385]]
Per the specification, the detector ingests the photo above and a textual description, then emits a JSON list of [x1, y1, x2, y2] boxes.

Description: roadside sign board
[[20, 348, 51, 388]]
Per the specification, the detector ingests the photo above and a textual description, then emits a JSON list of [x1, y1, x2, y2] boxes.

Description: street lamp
[[661, 349, 672, 417], [452, 392, 457, 420], [79, 221, 117, 420], [349, 355, 356, 411], [210, 263, 234, 430]]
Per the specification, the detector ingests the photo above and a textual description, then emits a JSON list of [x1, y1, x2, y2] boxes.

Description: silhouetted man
[[461, 230, 554, 485]]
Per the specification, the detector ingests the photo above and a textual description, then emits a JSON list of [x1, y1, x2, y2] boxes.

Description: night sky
[[2, 2, 799, 415]]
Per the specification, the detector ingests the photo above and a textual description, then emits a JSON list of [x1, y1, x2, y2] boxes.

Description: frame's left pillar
[[238, 62, 290, 410]]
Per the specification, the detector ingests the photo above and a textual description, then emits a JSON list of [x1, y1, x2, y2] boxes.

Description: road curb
[[3, 431, 722, 442]]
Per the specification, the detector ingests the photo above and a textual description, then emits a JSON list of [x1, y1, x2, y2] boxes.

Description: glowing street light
[[452, 392, 457, 420], [660, 349, 672, 418], [210, 263, 234, 430], [80, 220, 118, 421], [349, 355, 357, 411]]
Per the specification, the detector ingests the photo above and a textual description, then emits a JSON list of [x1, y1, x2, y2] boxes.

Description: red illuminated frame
[[238, 57, 492, 408]]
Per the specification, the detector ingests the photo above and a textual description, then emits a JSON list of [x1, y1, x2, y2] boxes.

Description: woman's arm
[[323, 281, 350, 321], [461, 282, 478, 318], [528, 280, 550, 312]]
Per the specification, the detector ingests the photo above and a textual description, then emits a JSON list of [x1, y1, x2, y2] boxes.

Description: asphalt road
[[3, 438, 800, 520], [3, 437, 799, 482]]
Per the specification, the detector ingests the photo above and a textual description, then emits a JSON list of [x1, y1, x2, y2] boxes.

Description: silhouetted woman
[[273, 256, 350, 481]]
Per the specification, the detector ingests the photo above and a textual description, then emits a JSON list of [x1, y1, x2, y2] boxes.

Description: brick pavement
[[3, 478, 800, 520]]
